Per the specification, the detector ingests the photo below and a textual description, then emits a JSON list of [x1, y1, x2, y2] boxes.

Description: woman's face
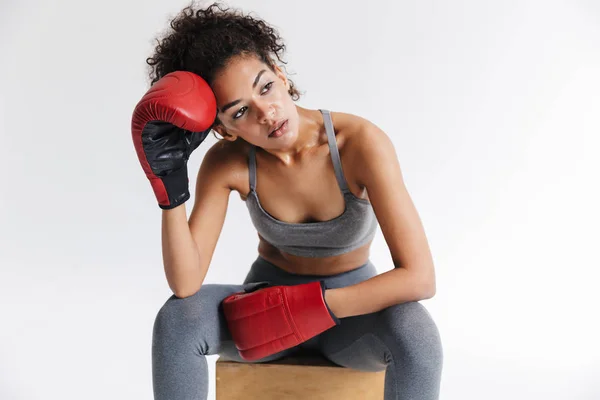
[[211, 55, 299, 149]]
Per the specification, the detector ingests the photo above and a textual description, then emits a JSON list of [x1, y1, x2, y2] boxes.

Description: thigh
[[317, 302, 442, 372], [153, 284, 241, 354], [317, 311, 388, 372], [154, 282, 297, 362]]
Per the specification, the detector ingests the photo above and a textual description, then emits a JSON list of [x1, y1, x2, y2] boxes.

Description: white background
[[1, 0, 599, 399]]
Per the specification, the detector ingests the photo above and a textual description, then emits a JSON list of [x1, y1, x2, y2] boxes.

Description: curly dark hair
[[146, 2, 301, 137]]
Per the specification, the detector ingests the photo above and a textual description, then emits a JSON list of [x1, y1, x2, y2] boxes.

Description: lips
[[269, 120, 287, 137]]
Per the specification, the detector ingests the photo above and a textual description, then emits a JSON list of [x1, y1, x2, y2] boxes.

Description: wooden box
[[216, 353, 385, 399]]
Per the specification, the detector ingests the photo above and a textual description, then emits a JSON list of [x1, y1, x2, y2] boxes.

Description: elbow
[[173, 289, 200, 299], [172, 284, 202, 299], [421, 284, 436, 300], [166, 265, 206, 299], [414, 272, 436, 300], [421, 279, 436, 299]]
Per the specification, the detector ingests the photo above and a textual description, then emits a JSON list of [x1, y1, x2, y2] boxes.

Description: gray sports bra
[[244, 109, 378, 258]]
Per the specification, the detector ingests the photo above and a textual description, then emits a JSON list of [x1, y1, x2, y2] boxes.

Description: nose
[[255, 98, 275, 123]]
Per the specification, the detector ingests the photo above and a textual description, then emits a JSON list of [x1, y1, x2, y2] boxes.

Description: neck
[[260, 106, 322, 166]]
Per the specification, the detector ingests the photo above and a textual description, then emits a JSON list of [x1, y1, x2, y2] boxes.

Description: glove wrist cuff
[[319, 280, 341, 325], [157, 167, 190, 209]]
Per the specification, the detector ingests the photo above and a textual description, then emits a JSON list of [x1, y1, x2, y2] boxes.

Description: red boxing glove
[[131, 71, 217, 209], [222, 281, 340, 361]]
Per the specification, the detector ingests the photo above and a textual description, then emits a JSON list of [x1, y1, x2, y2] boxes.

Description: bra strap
[[320, 109, 350, 192], [249, 145, 257, 191]]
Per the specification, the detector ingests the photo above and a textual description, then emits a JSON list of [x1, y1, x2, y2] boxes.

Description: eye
[[232, 82, 275, 120], [233, 106, 248, 120], [261, 81, 274, 94]]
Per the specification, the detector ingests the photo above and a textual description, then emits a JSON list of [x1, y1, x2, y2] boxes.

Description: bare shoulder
[[197, 138, 251, 195], [329, 110, 371, 130], [329, 110, 397, 187], [330, 110, 392, 158]]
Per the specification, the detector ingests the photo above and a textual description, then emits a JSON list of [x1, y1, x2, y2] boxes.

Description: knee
[[379, 302, 443, 366], [152, 287, 222, 355], [153, 295, 198, 349], [153, 295, 192, 336]]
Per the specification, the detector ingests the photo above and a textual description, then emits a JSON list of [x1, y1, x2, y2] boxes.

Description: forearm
[[325, 267, 435, 318], [161, 204, 206, 297]]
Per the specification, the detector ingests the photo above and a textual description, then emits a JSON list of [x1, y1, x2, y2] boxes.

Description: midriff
[[257, 235, 372, 276]]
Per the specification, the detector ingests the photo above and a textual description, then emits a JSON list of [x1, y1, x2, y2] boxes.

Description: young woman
[[132, 3, 443, 399]]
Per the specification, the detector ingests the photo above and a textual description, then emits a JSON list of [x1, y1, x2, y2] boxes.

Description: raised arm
[[162, 144, 233, 298]]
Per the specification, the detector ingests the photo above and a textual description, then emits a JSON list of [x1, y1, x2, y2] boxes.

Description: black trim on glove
[[320, 280, 341, 325]]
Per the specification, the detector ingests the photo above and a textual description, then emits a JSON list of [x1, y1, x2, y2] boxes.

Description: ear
[[213, 123, 238, 142]]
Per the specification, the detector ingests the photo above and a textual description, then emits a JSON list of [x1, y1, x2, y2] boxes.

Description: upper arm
[[188, 142, 233, 272], [349, 118, 436, 289]]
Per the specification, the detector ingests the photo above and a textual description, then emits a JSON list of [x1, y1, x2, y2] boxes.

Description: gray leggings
[[152, 256, 443, 399]]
